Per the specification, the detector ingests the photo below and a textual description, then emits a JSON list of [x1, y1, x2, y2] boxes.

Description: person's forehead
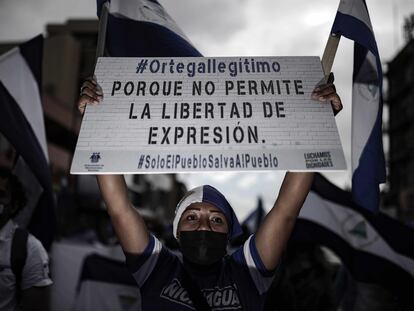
[[184, 202, 223, 213]]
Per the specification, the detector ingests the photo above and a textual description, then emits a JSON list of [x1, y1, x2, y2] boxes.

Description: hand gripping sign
[[70, 56, 346, 174]]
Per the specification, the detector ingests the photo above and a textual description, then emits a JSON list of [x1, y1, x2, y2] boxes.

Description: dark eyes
[[211, 216, 224, 224], [184, 214, 224, 225], [186, 214, 197, 221]]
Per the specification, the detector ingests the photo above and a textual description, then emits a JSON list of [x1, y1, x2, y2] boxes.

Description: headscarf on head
[[173, 185, 242, 240]]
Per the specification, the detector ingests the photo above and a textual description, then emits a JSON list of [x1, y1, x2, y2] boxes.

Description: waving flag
[[241, 197, 265, 235], [292, 174, 414, 309], [97, 0, 202, 57], [331, 0, 386, 212], [74, 254, 141, 311], [0, 35, 55, 250]]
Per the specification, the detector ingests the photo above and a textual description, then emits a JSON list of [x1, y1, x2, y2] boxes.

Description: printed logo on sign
[[90, 152, 101, 163], [304, 151, 333, 169], [84, 152, 104, 172]]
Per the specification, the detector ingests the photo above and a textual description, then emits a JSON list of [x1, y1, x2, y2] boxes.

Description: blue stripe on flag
[[331, 4, 386, 212], [352, 45, 385, 213], [311, 174, 414, 259], [105, 15, 202, 57], [0, 83, 55, 250], [332, 12, 379, 59], [80, 254, 137, 285], [292, 218, 414, 309], [19, 36, 43, 91], [0, 35, 56, 250], [97, 0, 202, 57], [293, 174, 414, 309]]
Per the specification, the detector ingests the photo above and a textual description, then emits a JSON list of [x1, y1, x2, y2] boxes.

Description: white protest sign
[[71, 56, 346, 174]]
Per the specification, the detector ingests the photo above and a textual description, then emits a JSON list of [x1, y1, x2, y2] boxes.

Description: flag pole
[[95, 1, 110, 61], [321, 33, 341, 77], [69, 2, 110, 175], [321, 1, 342, 77]]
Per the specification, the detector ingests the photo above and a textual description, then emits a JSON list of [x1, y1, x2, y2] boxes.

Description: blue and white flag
[[241, 197, 265, 235], [0, 35, 55, 250], [331, 0, 386, 212], [292, 174, 414, 308], [74, 254, 141, 311], [97, 0, 202, 57]]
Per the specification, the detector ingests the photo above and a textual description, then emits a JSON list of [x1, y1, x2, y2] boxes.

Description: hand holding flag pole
[[318, 1, 343, 117], [80, 1, 108, 116], [327, 0, 386, 212]]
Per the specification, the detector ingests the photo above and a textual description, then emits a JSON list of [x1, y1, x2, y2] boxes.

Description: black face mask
[[179, 231, 227, 266]]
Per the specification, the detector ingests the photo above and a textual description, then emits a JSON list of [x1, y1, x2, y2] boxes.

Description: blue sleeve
[[124, 234, 163, 287], [231, 234, 277, 294]]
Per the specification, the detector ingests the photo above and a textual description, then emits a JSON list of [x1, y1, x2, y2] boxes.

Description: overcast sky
[[1, 0, 413, 220]]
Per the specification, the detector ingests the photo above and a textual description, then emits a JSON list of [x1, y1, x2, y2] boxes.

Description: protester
[[77, 76, 342, 310], [0, 166, 52, 311], [265, 242, 337, 311]]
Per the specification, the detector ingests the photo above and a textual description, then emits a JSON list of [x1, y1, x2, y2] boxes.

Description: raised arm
[[78, 78, 149, 254], [255, 78, 342, 271], [96, 175, 149, 253], [255, 172, 313, 271]]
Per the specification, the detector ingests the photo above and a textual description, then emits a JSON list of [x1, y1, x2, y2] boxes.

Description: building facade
[[386, 38, 414, 225]]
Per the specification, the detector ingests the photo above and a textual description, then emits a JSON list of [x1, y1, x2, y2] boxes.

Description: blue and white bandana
[[173, 185, 242, 240]]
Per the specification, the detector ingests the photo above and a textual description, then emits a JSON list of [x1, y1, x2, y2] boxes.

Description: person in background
[[77, 76, 342, 310], [0, 166, 52, 311]]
